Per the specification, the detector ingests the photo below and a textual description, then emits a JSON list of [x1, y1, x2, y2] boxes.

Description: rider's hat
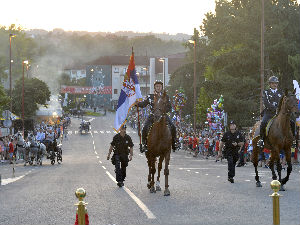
[[268, 76, 279, 83], [154, 80, 163, 86]]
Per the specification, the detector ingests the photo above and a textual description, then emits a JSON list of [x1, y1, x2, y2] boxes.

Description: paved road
[[1, 112, 299, 225]]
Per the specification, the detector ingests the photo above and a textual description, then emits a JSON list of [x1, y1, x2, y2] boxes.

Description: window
[[81, 70, 86, 74], [114, 89, 118, 94], [123, 68, 127, 74], [114, 67, 119, 73]]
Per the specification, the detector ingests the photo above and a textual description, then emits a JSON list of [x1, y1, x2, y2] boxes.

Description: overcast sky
[[0, 0, 216, 34]]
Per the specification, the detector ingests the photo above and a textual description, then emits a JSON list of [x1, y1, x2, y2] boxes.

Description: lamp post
[[9, 34, 16, 114], [22, 60, 28, 135], [189, 39, 197, 132], [143, 67, 148, 96], [159, 58, 165, 86]]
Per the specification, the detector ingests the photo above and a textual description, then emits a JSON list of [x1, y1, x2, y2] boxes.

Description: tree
[[0, 83, 9, 112], [12, 77, 51, 119], [169, 0, 300, 127]]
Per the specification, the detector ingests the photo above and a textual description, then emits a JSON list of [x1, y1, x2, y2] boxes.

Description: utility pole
[[260, 0, 265, 117]]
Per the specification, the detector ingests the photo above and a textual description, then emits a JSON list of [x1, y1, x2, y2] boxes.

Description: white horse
[[27, 133, 48, 166], [14, 132, 30, 166]]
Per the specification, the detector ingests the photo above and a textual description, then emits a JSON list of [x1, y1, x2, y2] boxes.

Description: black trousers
[[260, 113, 274, 140], [227, 153, 239, 178], [114, 154, 129, 183]]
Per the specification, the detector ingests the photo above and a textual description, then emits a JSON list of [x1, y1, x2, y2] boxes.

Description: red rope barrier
[[74, 213, 89, 225]]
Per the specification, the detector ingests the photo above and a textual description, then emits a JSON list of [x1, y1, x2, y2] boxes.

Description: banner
[[60, 85, 112, 94]]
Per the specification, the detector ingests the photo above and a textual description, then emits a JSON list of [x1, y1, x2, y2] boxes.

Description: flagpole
[[136, 106, 143, 153]]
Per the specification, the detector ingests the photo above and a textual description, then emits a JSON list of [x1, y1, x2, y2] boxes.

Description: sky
[[0, 0, 216, 34]]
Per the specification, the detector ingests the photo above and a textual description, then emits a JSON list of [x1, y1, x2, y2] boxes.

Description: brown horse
[[146, 90, 172, 196], [251, 89, 298, 190]]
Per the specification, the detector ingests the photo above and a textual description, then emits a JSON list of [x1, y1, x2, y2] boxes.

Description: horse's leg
[[252, 140, 262, 187], [281, 147, 292, 188], [164, 151, 171, 196], [150, 157, 156, 193], [156, 156, 164, 191], [146, 157, 152, 189], [269, 155, 277, 180]]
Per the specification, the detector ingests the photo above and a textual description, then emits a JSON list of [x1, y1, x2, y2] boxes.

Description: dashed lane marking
[[205, 174, 209, 176], [95, 151, 98, 154], [96, 156, 99, 159], [245, 180, 251, 182], [94, 131, 98, 134], [105, 171, 156, 219], [106, 131, 111, 133], [179, 168, 211, 170], [102, 166, 106, 170], [195, 172, 199, 174], [217, 176, 220, 178], [99, 161, 102, 164], [100, 131, 104, 134], [187, 170, 191, 172]]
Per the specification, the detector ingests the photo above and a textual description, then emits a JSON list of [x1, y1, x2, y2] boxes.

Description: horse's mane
[[277, 96, 284, 115]]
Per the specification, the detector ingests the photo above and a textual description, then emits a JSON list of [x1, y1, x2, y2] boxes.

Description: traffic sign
[[3, 120, 12, 128]]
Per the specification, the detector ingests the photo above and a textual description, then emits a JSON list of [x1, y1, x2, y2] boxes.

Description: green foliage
[[12, 77, 51, 119], [169, 0, 300, 127], [196, 87, 212, 123], [0, 83, 9, 112]]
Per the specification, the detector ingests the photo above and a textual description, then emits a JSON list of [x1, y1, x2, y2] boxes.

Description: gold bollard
[[75, 188, 88, 225], [270, 180, 281, 225]]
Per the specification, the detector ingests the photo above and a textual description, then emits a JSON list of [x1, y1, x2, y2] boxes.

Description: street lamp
[[188, 39, 197, 131], [159, 58, 165, 86], [22, 60, 28, 135], [143, 67, 148, 95], [9, 34, 16, 114]]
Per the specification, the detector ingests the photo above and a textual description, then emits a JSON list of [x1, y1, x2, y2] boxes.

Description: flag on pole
[[114, 51, 142, 132]]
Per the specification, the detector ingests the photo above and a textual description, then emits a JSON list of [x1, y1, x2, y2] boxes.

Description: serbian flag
[[114, 52, 142, 132]]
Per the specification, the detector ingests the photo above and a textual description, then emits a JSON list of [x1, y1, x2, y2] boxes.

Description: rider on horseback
[[136, 80, 177, 153], [258, 76, 283, 148]]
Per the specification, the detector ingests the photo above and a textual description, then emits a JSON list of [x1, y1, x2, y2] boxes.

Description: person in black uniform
[[135, 80, 177, 152], [258, 76, 283, 148], [219, 120, 244, 183], [107, 125, 133, 187]]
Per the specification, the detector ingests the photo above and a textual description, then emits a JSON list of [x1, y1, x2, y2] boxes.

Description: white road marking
[[132, 131, 136, 134], [99, 161, 102, 164], [127, 131, 130, 134], [105, 171, 156, 219], [195, 172, 199, 174], [89, 118, 95, 122], [179, 168, 211, 170], [96, 156, 99, 159], [75, 131, 78, 134], [68, 131, 72, 134], [205, 174, 209, 176], [2, 175, 25, 185], [100, 131, 104, 134], [245, 180, 251, 182], [187, 170, 191, 172], [217, 176, 220, 178], [106, 131, 111, 133], [102, 166, 106, 170], [95, 151, 98, 154], [94, 131, 98, 134], [261, 182, 267, 184]]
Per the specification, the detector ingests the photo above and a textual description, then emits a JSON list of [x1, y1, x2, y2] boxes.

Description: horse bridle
[[281, 94, 297, 114]]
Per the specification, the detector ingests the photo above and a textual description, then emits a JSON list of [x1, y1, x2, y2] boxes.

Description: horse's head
[[279, 89, 298, 114], [153, 90, 169, 121]]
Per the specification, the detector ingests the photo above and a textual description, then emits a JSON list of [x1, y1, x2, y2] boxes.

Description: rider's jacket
[[111, 133, 134, 155], [262, 88, 283, 116], [137, 93, 172, 114]]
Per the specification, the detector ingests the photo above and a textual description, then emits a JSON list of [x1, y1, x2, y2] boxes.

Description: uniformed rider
[[258, 76, 283, 147], [135, 80, 177, 152], [107, 125, 133, 187]]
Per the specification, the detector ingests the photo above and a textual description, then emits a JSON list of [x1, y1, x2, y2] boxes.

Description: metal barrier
[[75, 188, 88, 225], [270, 180, 281, 225]]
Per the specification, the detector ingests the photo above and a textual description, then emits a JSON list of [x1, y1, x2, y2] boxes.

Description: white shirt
[[36, 132, 45, 141]]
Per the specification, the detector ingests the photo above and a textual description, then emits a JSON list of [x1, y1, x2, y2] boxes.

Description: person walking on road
[[219, 120, 244, 183], [107, 125, 133, 187]]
